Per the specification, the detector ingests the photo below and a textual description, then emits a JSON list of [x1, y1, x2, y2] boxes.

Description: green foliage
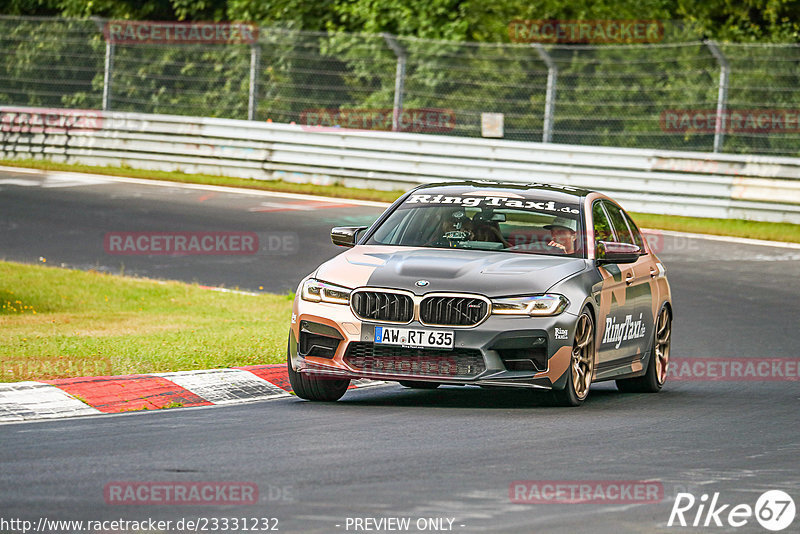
[[226, 0, 343, 30], [0, 18, 103, 108], [2, 2, 799, 155], [109, 43, 252, 118], [5, 0, 800, 42]]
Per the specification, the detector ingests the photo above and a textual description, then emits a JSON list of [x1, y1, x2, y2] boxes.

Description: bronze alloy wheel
[[571, 311, 595, 400], [616, 304, 671, 393], [654, 306, 672, 385]]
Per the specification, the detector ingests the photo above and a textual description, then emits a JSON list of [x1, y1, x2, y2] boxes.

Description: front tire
[[287, 342, 350, 402], [616, 305, 671, 393], [552, 309, 595, 407]]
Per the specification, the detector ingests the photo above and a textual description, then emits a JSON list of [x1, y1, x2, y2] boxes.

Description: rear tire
[[399, 380, 440, 389], [551, 309, 595, 407], [287, 342, 350, 402], [616, 305, 671, 393]]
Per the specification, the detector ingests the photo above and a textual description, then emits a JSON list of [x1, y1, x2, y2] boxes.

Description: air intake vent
[[497, 347, 548, 372], [344, 343, 485, 378], [419, 295, 489, 326], [299, 332, 339, 359], [351, 291, 414, 323]]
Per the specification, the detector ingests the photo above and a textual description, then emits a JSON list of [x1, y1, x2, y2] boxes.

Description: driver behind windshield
[[470, 210, 510, 247]]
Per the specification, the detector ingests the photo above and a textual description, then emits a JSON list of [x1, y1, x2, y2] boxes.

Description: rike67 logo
[[668, 490, 795, 531]]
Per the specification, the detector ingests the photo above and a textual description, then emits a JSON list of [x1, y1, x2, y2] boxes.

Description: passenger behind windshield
[[369, 192, 584, 258], [544, 216, 578, 255]]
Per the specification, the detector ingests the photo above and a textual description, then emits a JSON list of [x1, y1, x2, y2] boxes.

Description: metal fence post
[[102, 42, 114, 111], [91, 17, 114, 112], [532, 44, 557, 143], [248, 43, 261, 121], [383, 34, 407, 132], [706, 40, 729, 153]]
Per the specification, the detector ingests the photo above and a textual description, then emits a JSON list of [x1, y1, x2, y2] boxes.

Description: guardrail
[[2, 107, 800, 224]]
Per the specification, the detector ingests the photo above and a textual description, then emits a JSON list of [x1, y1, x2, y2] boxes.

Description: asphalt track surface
[[1, 168, 799, 533]]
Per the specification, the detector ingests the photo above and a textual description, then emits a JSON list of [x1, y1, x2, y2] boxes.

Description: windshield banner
[[404, 193, 579, 214]]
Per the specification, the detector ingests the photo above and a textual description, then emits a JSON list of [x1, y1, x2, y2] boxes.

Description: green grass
[[0, 261, 293, 382], [2, 158, 799, 243], [630, 212, 800, 243]]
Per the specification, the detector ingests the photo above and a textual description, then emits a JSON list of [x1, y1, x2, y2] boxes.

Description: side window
[[603, 202, 634, 245], [622, 210, 646, 251], [592, 201, 614, 243]]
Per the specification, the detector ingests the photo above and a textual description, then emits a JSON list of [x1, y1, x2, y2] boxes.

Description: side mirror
[[596, 241, 641, 264], [331, 226, 368, 247]]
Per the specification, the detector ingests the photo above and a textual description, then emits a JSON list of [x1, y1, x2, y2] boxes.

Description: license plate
[[374, 326, 454, 350]]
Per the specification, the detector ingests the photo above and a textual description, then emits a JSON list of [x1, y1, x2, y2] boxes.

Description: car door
[[621, 207, 658, 352], [591, 200, 639, 366], [602, 201, 652, 360]]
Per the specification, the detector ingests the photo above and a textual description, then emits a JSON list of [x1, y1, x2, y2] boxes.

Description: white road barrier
[[2, 106, 800, 223]]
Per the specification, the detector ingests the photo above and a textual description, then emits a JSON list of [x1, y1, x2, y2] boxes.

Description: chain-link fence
[[2, 16, 800, 156]]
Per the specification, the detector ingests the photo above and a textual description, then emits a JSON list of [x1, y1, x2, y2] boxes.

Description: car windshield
[[368, 190, 585, 257]]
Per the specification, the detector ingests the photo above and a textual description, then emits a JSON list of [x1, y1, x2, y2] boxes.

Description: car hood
[[315, 245, 587, 296]]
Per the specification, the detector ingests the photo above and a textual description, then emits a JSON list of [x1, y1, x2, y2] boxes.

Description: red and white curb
[[0, 365, 387, 423]]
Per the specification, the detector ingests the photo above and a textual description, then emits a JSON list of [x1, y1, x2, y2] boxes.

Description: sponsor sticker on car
[[374, 327, 454, 350]]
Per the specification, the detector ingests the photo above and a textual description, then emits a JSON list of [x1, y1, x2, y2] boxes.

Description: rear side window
[[603, 201, 634, 245], [592, 201, 614, 243], [621, 210, 646, 251]]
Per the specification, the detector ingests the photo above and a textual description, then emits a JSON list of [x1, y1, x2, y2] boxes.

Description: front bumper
[[289, 297, 578, 390]]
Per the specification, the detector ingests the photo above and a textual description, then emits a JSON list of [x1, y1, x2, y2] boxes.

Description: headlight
[[491, 294, 569, 316], [301, 278, 351, 305]]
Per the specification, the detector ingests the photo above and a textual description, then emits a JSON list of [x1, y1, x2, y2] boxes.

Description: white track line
[[0, 165, 43, 174], [0, 178, 41, 186]]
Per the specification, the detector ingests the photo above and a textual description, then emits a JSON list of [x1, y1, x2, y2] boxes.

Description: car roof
[[410, 181, 593, 201]]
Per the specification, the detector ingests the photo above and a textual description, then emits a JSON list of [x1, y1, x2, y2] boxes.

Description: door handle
[[625, 273, 635, 285], [650, 267, 658, 278]]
